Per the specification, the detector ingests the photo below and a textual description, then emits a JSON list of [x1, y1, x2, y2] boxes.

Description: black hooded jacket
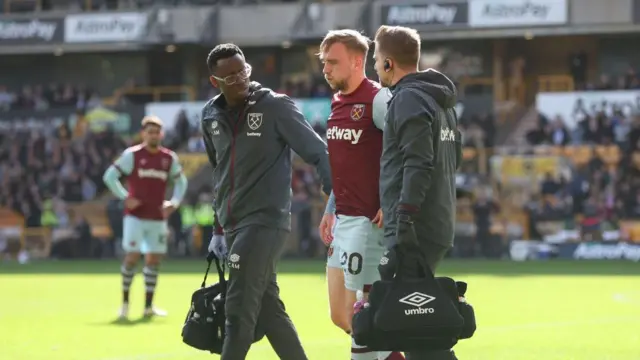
[[380, 70, 462, 247]]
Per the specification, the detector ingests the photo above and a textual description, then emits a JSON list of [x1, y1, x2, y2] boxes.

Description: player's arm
[[102, 150, 134, 200], [274, 95, 332, 196], [392, 90, 435, 213], [168, 152, 188, 206], [201, 108, 218, 168], [324, 191, 336, 215]]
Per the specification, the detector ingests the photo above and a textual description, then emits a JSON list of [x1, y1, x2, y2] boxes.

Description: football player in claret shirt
[[318, 29, 402, 360], [103, 116, 187, 319]]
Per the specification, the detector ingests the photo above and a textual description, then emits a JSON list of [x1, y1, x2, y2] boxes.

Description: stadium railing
[[177, 153, 209, 179], [4, 0, 40, 13], [103, 86, 197, 106], [20, 227, 51, 259], [537, 75, 574, 92]]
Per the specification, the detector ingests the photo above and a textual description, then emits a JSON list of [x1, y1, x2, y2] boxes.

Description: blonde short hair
[[319, 29, 370, 58], [141, 115, 163, 128]]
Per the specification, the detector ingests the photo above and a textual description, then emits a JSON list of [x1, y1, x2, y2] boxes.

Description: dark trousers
[[221, 225, 307, 360], [406, 239, 458, 360]]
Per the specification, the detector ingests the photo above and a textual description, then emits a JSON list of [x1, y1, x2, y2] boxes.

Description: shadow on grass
[[90, 316, 161, 327], [1, 258, 638, 276]]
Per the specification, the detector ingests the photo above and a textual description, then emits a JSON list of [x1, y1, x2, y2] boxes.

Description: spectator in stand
[[473, 190, 500, 258], [549, 116, 571, 146], [0, 83, 101, 112], [540, 173, 559, 197]]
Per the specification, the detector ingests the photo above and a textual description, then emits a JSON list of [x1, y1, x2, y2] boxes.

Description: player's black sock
[[143, 265, 159, 308], [121, 264, 136, 304]]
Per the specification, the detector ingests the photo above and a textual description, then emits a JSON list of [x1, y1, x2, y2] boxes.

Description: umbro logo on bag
[[399, 292, 436, 315]]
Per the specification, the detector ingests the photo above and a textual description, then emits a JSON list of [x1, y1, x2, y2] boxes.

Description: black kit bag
[[181, 252, 266, 354], [352, 245, 475, 352], [181, 252, 228, 354]]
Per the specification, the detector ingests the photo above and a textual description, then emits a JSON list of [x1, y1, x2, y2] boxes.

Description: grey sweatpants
[[221, 225, 307, 360], [406, 239, 457, 360]]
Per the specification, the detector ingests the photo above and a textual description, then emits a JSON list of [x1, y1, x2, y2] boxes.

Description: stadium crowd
[[0, 122, 126, 227], [3, 40, 638, 260], [0, 84, 102, 112], [522, 105, 640, 243]]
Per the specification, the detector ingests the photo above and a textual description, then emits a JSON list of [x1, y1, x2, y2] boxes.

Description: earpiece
[[383, 59, 391, 72]]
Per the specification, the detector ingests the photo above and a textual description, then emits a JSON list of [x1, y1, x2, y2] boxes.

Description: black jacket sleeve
[[274, 95, 332, 196], [201, 108, 217, 169], [391, 89, 435, 211]]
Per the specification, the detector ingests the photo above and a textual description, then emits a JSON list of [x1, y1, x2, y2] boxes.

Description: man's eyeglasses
[[212, 64, 252, 86]]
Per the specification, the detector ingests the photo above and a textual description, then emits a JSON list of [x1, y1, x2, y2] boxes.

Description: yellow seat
[[564, 146, 592, 165]]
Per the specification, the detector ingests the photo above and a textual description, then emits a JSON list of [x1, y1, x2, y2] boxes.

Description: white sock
[[351, 337, 376, 360]]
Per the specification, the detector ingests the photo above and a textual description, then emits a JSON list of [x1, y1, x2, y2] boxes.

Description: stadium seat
[[632, 152, 640, 169], [564, 146, 592, 165], [595, 146, 620, 165], [67, 202, 113, 239], [179, 153, 210, 178], [21, 227, 52, 259], [462, 148, 477, 160], [109, 86, 196, 104]]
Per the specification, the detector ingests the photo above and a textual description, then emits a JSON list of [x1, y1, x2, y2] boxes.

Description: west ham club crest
[[350, 104, 365, 121], [247, 113, 263, 130]]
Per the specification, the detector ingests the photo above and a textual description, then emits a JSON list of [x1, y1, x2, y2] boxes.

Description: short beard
[[379, 75, 392, 88], [331, 79, 347, 92]]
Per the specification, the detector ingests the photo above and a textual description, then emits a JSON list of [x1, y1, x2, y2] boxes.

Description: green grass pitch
[[1, 259, 639, 360]]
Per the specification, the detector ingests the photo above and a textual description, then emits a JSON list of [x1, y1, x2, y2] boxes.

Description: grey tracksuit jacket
[[380, 70, 462, 248], [201, 82, 332, 232]]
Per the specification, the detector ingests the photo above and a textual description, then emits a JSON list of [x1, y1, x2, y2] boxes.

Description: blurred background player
[[103, 116, 188, 319], [317, 29, 403, 360]]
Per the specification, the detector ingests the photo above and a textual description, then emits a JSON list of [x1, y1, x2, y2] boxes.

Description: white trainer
[[118, 303, 129, 320], [143, 307, 167, 317]]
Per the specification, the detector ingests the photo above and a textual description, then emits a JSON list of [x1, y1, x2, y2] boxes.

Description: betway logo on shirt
[[440, 127, 456, 142], [138, 169, 168, 181], [327, 126, 363, 144]]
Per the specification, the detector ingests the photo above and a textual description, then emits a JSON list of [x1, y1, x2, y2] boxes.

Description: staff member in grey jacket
[[201, 43, 332, 360], [373, 26, 461, 360]]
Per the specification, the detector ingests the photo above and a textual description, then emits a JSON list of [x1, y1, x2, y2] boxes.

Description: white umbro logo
[[229, 254, 240, 262], [399, 292, 435, 307], [380, 256, 389, 265]]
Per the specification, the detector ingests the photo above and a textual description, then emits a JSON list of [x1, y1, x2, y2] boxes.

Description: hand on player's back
[[124, 197, 141, 210], [372, 208, 383, 228], [319, 213, 335, 246]]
